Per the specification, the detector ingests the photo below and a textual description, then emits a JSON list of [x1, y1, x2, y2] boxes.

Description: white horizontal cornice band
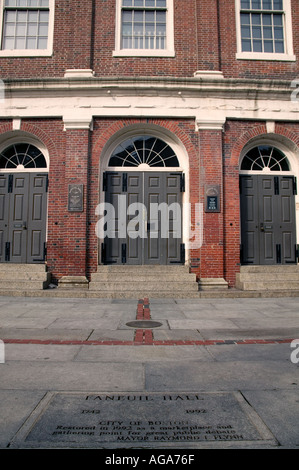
[[2, 76, 299, 123]]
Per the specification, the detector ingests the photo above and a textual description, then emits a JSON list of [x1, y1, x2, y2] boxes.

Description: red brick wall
[[1, 117, 299, 286], [0, 0, 94, 78], [87, 118, 201, 280], [219, 0, 299, 80], [198, 129, 224, 280], [0, 0, 298, 80], [222, 120, 299, 286], [19, 119, 66, 281]]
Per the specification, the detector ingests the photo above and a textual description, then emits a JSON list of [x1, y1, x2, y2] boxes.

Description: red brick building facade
[[0, 0, 299, 292]]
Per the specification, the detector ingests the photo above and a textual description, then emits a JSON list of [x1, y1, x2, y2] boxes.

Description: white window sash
[[113, 0, 175, 57]]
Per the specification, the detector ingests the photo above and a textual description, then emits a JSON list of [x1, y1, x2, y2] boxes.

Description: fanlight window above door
[[108, 135, 180, 168], [0, 143, 47, 170], [241, 145, 290, 172]]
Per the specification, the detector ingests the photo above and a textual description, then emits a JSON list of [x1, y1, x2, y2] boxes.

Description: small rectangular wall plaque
[[205, 184, 220, 213], [68, 184, 84, 212]]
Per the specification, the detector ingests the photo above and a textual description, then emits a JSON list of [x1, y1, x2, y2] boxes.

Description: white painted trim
[[193, 71, 224, 79], [63, 118, 93, 131], [0, 0, 55, 57], [64, 69, 95, 79], [113, 0, 175, 57], [196, 119, 226, 131], [0, 133, 50, 172], [2, 77, 299, 123], [98, 123, 190, 264], [235, 0, 296, 62], [239, 135, 299, 244]]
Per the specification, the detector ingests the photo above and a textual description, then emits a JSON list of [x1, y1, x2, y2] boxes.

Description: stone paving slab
[[0, 295, 298, 449], [0, 328, 92, 341], [5, 343, 82, 362], [9, 391, 277, 449], [0, 361, 145, 391], [145, 360, 299, 392], [241, 390, 299, 448], [205, 343, 293, 362], [74, 345, 214, 363], [0, 391, 46, 448]]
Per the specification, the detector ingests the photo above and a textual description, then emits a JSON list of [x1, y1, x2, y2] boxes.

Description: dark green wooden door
[[240, 175, 297, 265], [0, 173, 48, 263], [103, 171, 184, 265]]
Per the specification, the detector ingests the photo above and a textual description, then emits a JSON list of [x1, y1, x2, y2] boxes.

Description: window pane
[[5, 10, 16, 21], [273, 14, 282, 25], [252, 26, 262, 38], [15, 36, 25, 48], [241, 13, 250, 25], [16, 23, 26, 35], [241, 0, 251, 8], [273, 0, 283, 9], [252, 14, 261, 25], [262, 14, 272, 25], [28, 11, 38, 22], [262, 0, 272, 9], [275, 40, 284, 52], [274, 26, 283, 39], [264, 40, 273, 52], [28, 22, 37, 35], [252, 0, 262, 9], [253, 39, 263, 51], [26, 36, 36, 48], [37, 37, 47, 48], [263, 26, 273, 38], [2, 37, 15, 49], [242, 39, 252, 51]]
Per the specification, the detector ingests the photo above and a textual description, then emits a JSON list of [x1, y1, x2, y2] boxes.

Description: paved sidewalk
[[0, 295, 299, 449]]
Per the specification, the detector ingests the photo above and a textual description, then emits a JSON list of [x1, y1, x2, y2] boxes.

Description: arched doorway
[[0, 142, 49, 263], [239, 143, 297, 265], [100, 133, 187, 265]]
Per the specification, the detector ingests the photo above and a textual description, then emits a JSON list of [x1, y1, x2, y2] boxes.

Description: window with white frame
[[236, 0, 295, 60], [114, 0, 174, 57], [0, 0, 54, 56]]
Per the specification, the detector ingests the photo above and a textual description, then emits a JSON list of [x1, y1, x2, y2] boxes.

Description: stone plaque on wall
[[68, 184, 84, 212], [205, 184, 220, 213]]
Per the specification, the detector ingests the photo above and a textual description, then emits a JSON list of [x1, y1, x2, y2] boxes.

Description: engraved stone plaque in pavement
[[11, 392, 277, 448]]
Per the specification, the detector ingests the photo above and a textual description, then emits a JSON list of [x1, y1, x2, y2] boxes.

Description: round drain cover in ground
[[126, 320, 163, 329]]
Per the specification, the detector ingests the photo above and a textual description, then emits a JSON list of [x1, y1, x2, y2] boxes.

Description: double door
[[102, 171, 184, 265], [0, 173, 48, 263], [240, 175, 297, 265]]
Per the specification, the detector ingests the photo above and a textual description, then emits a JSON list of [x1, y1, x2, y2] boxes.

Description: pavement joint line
[[2, 338, 296, 346]]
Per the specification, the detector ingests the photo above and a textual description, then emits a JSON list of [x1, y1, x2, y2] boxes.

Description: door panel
[[8, 174, 29, 263], [0, 175, 9, 262], [27, 174, 48, 263], [240, 176, 259, 264], [279, 177, 297, 263], [258, 176, 276, 264], [240, 175, 296, 265]]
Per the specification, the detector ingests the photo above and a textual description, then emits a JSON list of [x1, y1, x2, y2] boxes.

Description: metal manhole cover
[[126, 320, 163, 329]]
